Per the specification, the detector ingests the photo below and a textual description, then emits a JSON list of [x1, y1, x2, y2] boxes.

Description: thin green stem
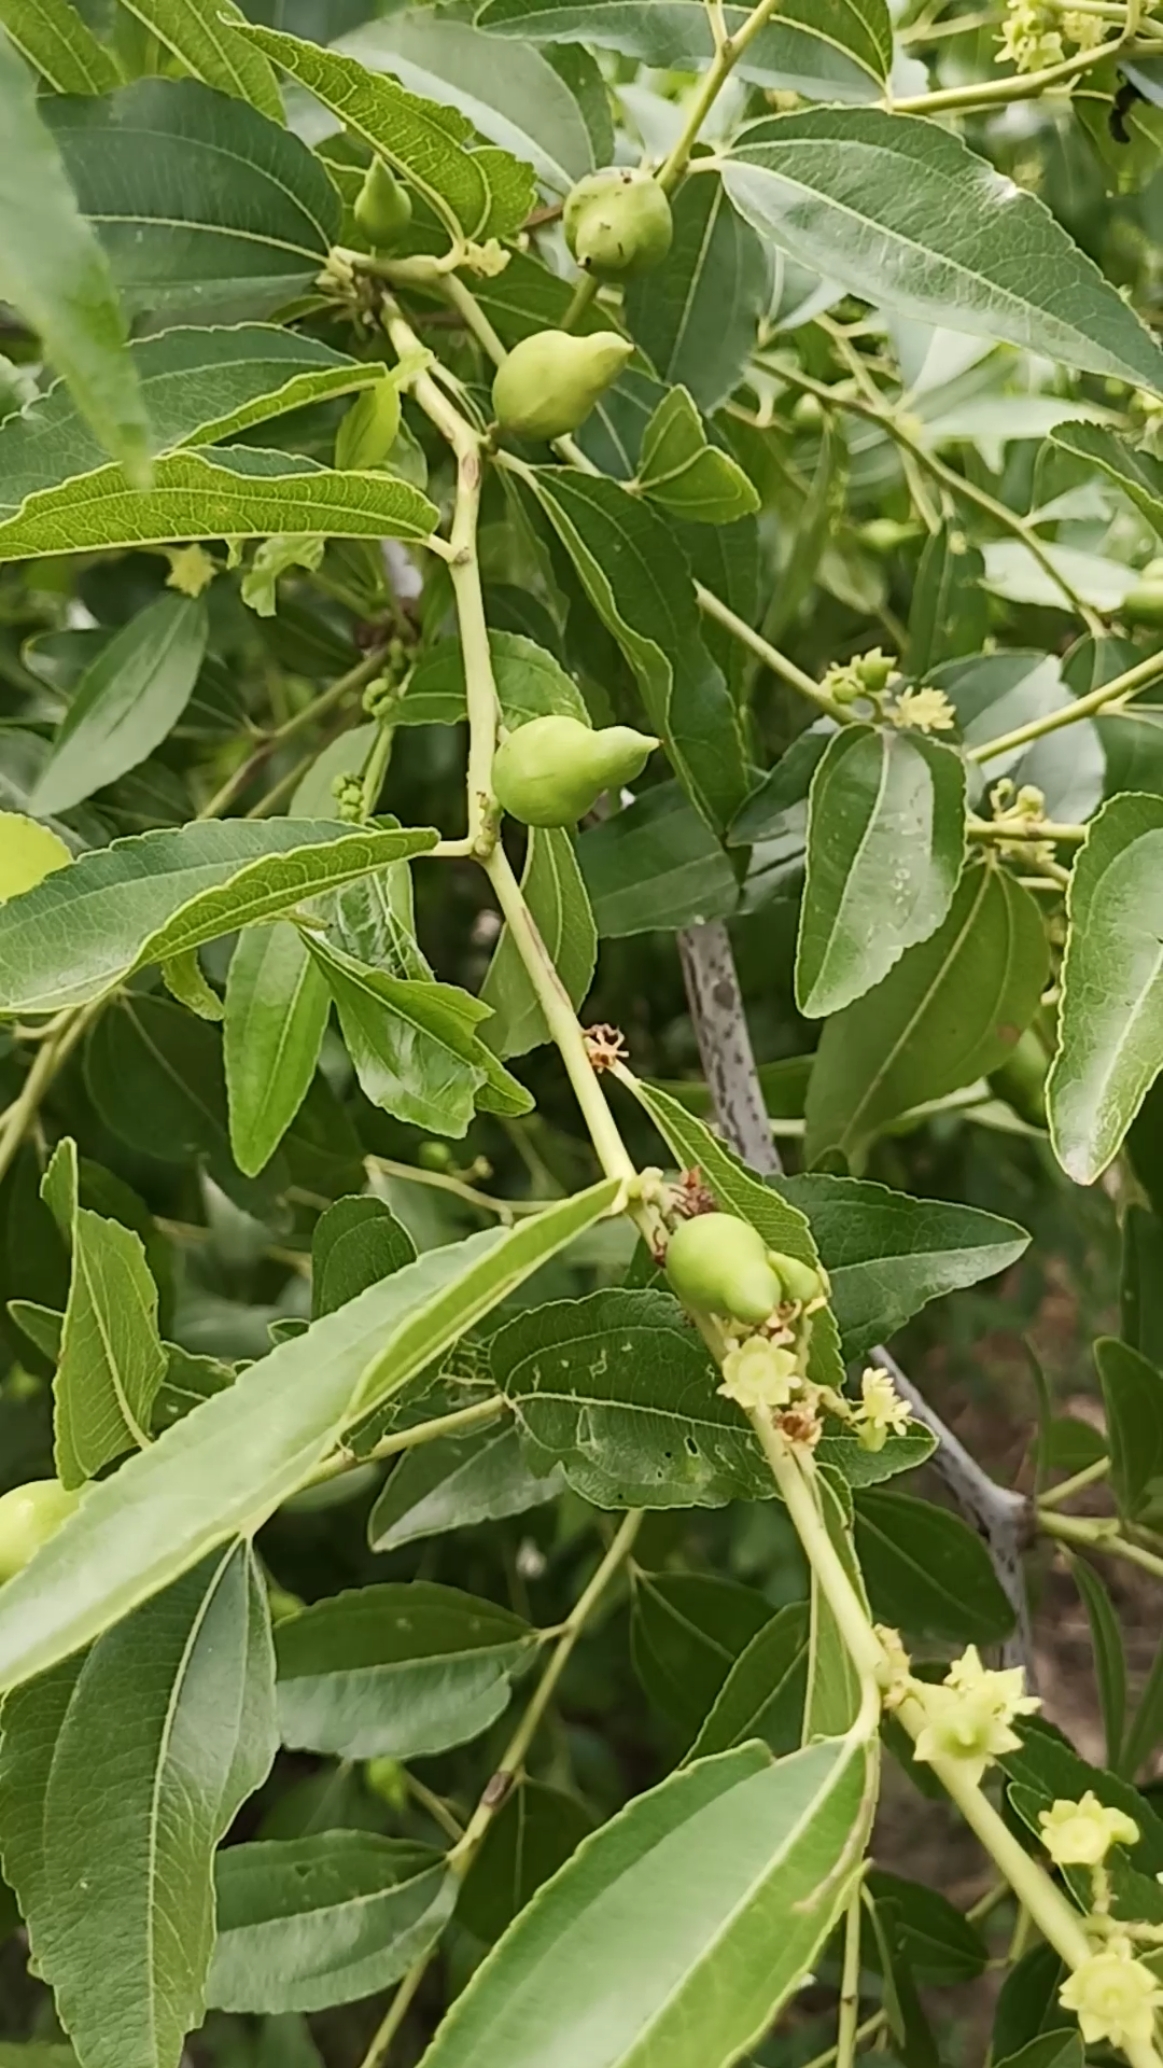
[[366, 1153, 553, 1222], [197, 646, 386, 821], [1038, 1455, 1111, 1509], [802, 2010, 888, 2068], [656, 0, 788, 190], [969, 646, 1163, 762], [892, 30, 1122, 110], [968, 817, 1088, 844], [1040, 1506, 1163, 1582], [0, 1004, 93, 1188], [441, 270, 508, 364], [407, 1774, 464, 1844], [357, 1955, 430, 2068], [308, 1394, 507, 1488], [695, 582, 852, 719], [836, 1883, 864, 2068]]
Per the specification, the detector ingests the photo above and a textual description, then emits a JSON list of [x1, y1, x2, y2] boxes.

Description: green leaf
[[0, 324, 379, 518], [30, 593, 208, 816], [796, 726, 966, 1018], [458, 1780, 593, 1944], [235, 21, 495, 241], [631, 1572, 773, 1739], [805, 863, 1049, 1166], [0, 1543, 276, 2068], [578, 781, 738, 937], [119, 0, 281, 116], [853, 1488, 1015, 1642], [275, 1582, 537, 1759], [1122, 1204, 1163, 1370], [867, 1870, 988, 1983], [722, 111, 1163, 392], [0, 0, 118, 91], [1051, 420, 1163, 537], [0, 446, 438, 568], [1048, 794, 1163, 1184], [369, 1419, 561, 1551], [476, 0, 893, 102], [414, 1737, 871, 2068], [687, 1604, 809, 1760], [636, 388, 760, 525], [523, 468, 750, 833], [1095, 1335, 1163, 1526], [208, 1833, 455, 2013], [41, 1139, 166, 1490], [492, 1286, 774, 1507], [402, 630, 590, 731], [225, 923, 331, 1178], [0, 1197, 615, 1689], [624, 174, 771, 415], [480, 827, 596, 1057], [0, 31, 151, 484], [312, 1196, 417, 1317], [336, 11, 598, 195], [306, 934, 525, 1138], [805, 1472, 865, 1737], [907, 529, 989, 678], [624, 1076, 844, 1390], [0, 819, 438, 1017], [44, 78, 341, 324], [1067, 1552, 1126, 1770], [775, 1172, 1030, 1360], [996, 2036, 1083, 2068]]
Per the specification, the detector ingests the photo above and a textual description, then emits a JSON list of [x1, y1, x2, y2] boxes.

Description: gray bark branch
[[676, 917, 1035, 1678]]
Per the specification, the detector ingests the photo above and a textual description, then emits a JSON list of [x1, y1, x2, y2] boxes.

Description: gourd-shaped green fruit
[[987, 1024, 1048, 1128], [665, 1212, 783, 1326], [564, 167, 673, 278], [1123, 560, 1163, 626], [492, 715, 657, 827], [492, 330, 633, 441], [768, 1251, 824, 1306], [354, 158, 413, 246], [0, 1478, 79, 1583], [335, 377, 401, 470]]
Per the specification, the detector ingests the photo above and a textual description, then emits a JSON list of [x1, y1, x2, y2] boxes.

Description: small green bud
[[0, 1478, 80, 1582], [492, 714, 657, 827], [492, 329, 634, 442], [855, 648, 896, 695], [665, 1212, 783, 1326], [335, 378, 401, 471], [768, 1252, 824, 1306], [365, 1756, 409, 1810], [563, 167, 673, 279], [418, 1140, 455, 1171], [353, 158, 413, 247]]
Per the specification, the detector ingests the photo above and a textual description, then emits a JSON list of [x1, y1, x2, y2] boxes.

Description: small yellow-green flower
[[719, 1337, 800, 1411], [852, 1366, 912, 1452], [913, 1645, 1040, 1786], [890, 686, 956, 734], [1040, 1792, 1140, 1867], [1059, 1937, 1163, 2049]]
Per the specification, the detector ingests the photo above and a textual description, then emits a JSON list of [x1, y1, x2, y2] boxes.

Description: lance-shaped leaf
[[523, 468, 750, 833], [636, 388, 760, 525], [0, 0, 119, 92], [0, 819, 438, 1017], [854, 1489, 1015, 1642], [688, 1604, 810, 1760], [1095, 1336, 1163, 1527], [234, 21, 495, 240], [0, 325, 378, 517], [1049, 794, 1163, 1184], [806, 863, 1049, 1165], [41, 1140, 166, 1489], [208, 1834, 455, 2014], [44, 79, 341, 323], [117, 0, 281, 117], [722, 111, 1163, 392], [625, 174, 772, 415], [796, 725, 966, 1018], [30, 592, 208, 817], [1052, 420, 1163, 535], [402, 630, 589, 730], [479, 826, 596, 1057], [225, 924, 331, 1178], [0, 447, 438, 568], [0, 1544, 277, 2068], [475, 0, 893, 104], [415, 1737, 872, 2068], [275, 1582, 537, 1759], [0, 31, 151, 482], [369, 1419, 561, 1551], [0, 1186, 617, 1689]]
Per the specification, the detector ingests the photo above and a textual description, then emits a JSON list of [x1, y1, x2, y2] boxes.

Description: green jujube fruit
[[335, 377, 402, 470], [563, 167, 673, 278], [492, 715, 657, 827], [665, 1213, 783, 1326], [354, 158, 413, 246], [0, 1478, 80, 1582], [491, 329, 634, 442]]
